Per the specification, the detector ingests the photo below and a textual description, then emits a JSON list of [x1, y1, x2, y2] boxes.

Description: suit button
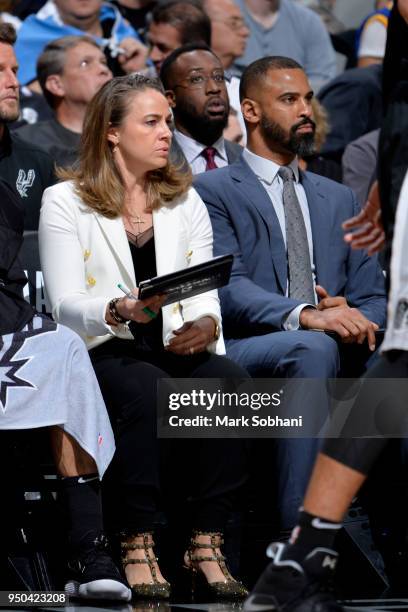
[[84, 249, 91, 261], [172, 304, 180, 314], [87, 276, 96, 286]]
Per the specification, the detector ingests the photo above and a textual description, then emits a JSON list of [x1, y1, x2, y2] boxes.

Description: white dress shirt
[[173, 129, 228, 174], [242, 148, 316, 330]]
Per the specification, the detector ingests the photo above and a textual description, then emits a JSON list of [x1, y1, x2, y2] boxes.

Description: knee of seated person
[[288, 332, 340, 377], [108, 363, 170, 426]]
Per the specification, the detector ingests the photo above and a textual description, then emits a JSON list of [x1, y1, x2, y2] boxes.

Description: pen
[[117, 283, 138, 300]]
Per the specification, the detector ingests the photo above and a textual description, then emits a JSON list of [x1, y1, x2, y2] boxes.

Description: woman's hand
[[105, 292, 166, 326], [166, 316, 217, 355]]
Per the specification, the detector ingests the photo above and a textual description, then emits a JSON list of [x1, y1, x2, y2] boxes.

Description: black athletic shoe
[[244, 542, 343, 612], [65, 533, 131, 602]]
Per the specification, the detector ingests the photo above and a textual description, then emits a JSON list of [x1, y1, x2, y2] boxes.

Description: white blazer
[[39, 180, 226, 353]]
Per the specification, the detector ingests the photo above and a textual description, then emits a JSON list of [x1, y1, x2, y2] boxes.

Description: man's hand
[[117, 37, 149, 73], [316, 285, 348, 310], [300, 306, 379, 351], [166, 317, 217, 355], [343, 181, 385, 255]]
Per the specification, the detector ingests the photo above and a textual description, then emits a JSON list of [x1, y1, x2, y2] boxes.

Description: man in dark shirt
[[0, 23, 55, 230], [0, 177, 131, 603], [111, 0, 156, 35], [16, 36, 112, 168]]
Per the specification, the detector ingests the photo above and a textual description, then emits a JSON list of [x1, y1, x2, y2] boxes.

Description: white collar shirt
[[243, 147, 317, 328], [173, 129, 228, 174]]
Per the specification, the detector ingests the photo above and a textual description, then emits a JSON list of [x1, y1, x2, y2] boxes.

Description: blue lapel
[[300, 171, 331, 288], [230, 157, 288, 293]]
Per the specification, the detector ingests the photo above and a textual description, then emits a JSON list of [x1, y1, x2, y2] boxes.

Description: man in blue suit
[[194, 56, 387, 530]]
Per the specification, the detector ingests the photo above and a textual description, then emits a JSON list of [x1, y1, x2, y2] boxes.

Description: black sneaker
[[244, 542, 343, 611], [65, 533, 131, 602]]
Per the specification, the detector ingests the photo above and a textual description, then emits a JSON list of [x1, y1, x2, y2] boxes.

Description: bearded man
[[194, 56, 386, 531], [0, 23, 55, 229], [160, 44, 242, 173]]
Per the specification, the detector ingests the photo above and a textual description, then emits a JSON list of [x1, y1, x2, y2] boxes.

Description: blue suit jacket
[[194, 156, 387, 339]]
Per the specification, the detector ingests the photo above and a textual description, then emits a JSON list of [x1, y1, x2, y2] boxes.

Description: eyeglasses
[[173, 72, 230, 90], [214, 17, 248, 32]]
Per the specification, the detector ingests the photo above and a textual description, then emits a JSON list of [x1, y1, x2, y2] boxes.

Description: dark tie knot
[[278, 166, 295, 183], [202, 147, 217, 163]]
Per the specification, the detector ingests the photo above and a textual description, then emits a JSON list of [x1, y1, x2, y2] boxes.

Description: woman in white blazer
[[39, 74, 248, 601]]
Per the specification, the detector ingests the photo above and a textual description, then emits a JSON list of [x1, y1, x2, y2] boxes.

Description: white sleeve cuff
[[284, 304, 315, 331]]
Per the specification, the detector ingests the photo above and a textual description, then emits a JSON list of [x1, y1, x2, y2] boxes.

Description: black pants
[[323, 350, 408, 475], [90, 338, 249, 534]]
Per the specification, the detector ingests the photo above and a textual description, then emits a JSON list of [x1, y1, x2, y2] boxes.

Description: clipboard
[[138, 254, 234, 306]]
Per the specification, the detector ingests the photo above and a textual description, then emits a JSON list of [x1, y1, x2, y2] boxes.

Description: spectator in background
[[111, 0, 156, 34], [160, 44, 242, 173], [296, 0, 345, 34], [342, 129, 379, 207], [16, 36, 112, 167], [318, 63, 383, 161], [13, 86, 54, 129], [12, 0, 46, 20], [146, 0, 211, 74], [0, 0, 21, 30], [298, 97, 342, 183], [232, 0, 336, 93], [202, 0, 248, 137], [14, 0, 147, 89], [202, 0, 248, 74], [357, 0, 393, 68], [0, 23, 55, 230]]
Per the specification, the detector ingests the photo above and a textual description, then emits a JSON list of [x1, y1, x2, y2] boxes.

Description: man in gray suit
[[160, 44, 242, 173]]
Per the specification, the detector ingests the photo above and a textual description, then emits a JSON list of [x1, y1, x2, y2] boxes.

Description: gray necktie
[[278, 166, 315, 303]]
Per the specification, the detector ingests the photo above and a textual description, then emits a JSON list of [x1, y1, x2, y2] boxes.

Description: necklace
[[127, 214, 145, 234]]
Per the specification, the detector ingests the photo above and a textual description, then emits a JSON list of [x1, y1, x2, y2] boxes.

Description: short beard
[[260, 115, 316, 157], [0, 106, 20, 125], [175, 100, 229, 145]]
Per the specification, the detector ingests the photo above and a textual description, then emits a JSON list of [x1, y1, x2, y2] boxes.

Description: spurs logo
[[0, 318, 57, 411], [395, 298, 408, 329], [16, 169, 35, 198]]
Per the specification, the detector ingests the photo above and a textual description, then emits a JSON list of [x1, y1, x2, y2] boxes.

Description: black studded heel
[[121, 532, 171, 600], [184, 530, 248, 600]]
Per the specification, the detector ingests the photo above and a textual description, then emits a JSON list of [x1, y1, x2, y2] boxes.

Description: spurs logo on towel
[[16, 169, 35, 198], [0, 340, 34, 411], [0, 318, 57, 411], [395, 298, 408, 329]]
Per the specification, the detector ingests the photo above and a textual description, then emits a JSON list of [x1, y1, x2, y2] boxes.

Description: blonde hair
[[59, 74, 192, 218], [311, 98, 330, 153]]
